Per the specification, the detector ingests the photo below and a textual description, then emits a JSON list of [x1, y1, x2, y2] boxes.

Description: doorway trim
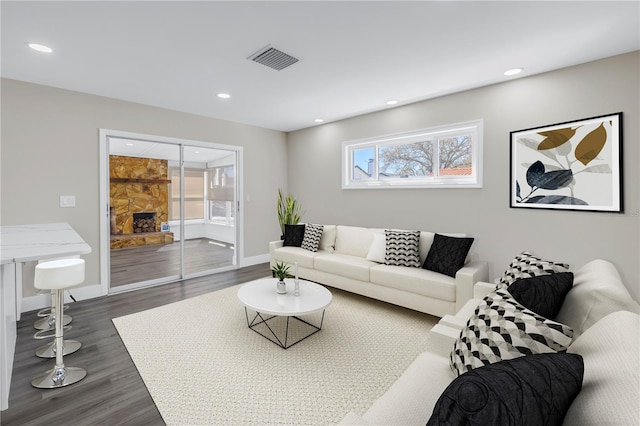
[[99, 129, 244, 296]]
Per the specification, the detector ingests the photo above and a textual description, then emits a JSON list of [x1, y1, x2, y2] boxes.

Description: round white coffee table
[[237, 278, 332, 349]]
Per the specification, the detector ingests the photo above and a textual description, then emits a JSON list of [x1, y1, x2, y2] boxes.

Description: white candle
[[295, 262, 299, 280]]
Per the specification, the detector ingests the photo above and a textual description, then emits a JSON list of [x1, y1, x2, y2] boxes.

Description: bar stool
[[33, 291, 72, 331], [31, 258, 87, 389]]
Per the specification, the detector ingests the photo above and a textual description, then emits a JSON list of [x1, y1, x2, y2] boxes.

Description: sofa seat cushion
[[564, 311, 640, 425], [272, 247, 329, 269], [314, 253, 377, 282], [370, 265, 456, 301], [362, 351, 454, 425]]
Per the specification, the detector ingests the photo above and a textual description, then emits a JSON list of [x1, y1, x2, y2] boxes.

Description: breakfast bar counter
[[0, 222, 91, 410]]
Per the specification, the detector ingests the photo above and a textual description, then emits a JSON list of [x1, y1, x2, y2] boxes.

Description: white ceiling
[[2, 1, 638, 132]]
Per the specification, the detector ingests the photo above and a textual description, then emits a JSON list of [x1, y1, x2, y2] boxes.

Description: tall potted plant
[[277, 188, 304, 239]]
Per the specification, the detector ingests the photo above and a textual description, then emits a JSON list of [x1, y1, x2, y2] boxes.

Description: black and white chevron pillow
[[498, 251, 569, 289], [450, 288, 574, 376], [301, 224, 324, 252], [384, 229, 421, 267]]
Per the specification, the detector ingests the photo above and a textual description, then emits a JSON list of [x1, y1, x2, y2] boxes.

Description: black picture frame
[[510, 112, 623, 213]]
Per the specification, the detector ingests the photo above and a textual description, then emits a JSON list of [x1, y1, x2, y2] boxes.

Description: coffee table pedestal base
[[244, 308, 326, 349]]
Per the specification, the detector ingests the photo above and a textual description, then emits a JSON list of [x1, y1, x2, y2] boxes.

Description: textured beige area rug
[[113, 281, 437, 425]]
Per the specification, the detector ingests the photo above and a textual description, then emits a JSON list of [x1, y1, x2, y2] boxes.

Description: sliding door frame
[[98, 129, 244, 296]]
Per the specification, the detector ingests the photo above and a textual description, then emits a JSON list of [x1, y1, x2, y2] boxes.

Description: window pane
[[184, 200, 204, 220], [171, 200, 204, 220], [342, 119, 482, 189], [379, 142, 433, 178], [352, 147, 375, 180], [169, 168, 205, 220], [184, 172, 204, 198], [208, 166, 235, 201], [438, 135, 472, 176], [210, 200, 235, 226]]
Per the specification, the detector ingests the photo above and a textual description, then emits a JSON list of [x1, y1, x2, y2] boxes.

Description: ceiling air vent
[[248, 45, 299, 71]]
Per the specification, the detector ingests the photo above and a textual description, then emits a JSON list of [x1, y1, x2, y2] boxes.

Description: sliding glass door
[[105, 134, 237, 293], [175, 145, 237, 277]]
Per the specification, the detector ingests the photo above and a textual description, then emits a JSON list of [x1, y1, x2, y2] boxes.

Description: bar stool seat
[[31, 258, 87, 389]]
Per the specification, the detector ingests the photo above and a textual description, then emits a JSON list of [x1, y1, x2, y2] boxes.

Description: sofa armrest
[[439, 298, 482, 329], [439, 314, 468, 330], [454, 261, 489, 312], [428, 324, 461, 358], [473, 281, 495, 299], [269, 240, 283, 267]]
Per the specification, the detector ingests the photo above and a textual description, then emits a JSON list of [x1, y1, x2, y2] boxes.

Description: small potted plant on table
[[271, 261, 292, 294]]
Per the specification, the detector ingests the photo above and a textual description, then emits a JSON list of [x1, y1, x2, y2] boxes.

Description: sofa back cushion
[[564, 311, 640, 425], [334, 225, 382, 258], [555, 259, 640, 336]]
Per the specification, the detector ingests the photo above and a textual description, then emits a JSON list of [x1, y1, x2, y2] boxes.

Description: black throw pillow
[[283, 224, 305, 247], [508, 272, 574, 319], [428, 352, 584, 426], [423, 234, 474, 278]]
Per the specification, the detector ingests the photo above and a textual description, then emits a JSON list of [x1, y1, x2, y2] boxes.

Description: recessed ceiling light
[[386, 100, 399, 105], [504, 67, 524, 76], [126, 143, 134, 146], [314, 119, 324, 123], [217, 93, 231, 99], [28, 43, 53, 53]]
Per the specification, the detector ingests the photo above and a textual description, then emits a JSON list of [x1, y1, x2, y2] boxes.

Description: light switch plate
[[60, 195, 76, 208]]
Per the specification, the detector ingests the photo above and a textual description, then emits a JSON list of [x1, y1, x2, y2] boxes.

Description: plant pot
[[276, 279, 287, 294]]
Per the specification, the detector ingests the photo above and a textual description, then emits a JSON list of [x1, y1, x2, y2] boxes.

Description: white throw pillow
[[319, 225, 337, 253], [366, 233, 386, 263]]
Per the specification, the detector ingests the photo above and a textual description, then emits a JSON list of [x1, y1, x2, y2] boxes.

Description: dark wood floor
[[1, 263, 270, 426], [110, 238, 235, 287]]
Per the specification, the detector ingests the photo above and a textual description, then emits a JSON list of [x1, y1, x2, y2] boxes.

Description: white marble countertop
[[0, 222, 91, 264]]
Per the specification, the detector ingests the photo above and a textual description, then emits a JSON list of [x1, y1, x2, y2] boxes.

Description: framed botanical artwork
[[510, 112, 623, 213]]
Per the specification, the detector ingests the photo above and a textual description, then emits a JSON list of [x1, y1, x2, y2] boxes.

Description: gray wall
[[1, 78, 288, 290], [287, 52, 640, 300]]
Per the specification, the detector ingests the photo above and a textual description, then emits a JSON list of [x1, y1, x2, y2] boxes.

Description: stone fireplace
[[109, 155, 174, 249]]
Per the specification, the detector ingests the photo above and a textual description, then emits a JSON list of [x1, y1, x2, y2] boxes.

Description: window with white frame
[[207, 165, 235, 226], [343, 120, 483, 189]]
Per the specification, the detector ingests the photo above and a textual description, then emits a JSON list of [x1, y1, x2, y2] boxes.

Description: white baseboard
[[240, 253, 270, 267], [21, 253, 270, 313], [21, 283, 104, 314]]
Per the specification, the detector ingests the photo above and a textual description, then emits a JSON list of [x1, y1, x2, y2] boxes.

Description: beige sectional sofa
[[269, 225, 489, 317], [339, 259, 640, 425]]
